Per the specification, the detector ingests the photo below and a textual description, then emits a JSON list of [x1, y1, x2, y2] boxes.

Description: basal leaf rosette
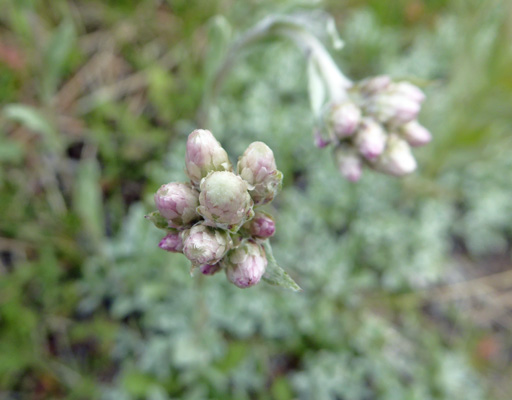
[[237, 141, 283, 205], [185, 129, 233, 187], [197, 171, 254, 232]]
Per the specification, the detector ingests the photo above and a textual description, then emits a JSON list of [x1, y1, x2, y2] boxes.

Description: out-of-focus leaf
[[3, 104, 62, 152], [307, 57, 327, 118], [262, 240, 301, 291], [42, 18, 75, 101], [74, 159, 105, 247], [205, 15, 232, 81], [144, 211, 169, 230], [0, 138, 24, 162]]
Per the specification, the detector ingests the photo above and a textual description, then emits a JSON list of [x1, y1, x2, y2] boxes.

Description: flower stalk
[[201, 13, 431, 182]]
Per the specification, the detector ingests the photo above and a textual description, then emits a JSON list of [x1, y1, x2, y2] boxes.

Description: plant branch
[[199, 15, 351, 126]]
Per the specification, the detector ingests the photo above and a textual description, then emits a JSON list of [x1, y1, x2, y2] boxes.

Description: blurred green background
[[1, 0, 511, 399]]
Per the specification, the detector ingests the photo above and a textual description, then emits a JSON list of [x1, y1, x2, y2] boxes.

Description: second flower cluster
[[324, 75, 431, 181], [153, 129, 282, 288]]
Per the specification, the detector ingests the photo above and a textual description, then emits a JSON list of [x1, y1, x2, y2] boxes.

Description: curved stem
[[198, 15, 351, 127]]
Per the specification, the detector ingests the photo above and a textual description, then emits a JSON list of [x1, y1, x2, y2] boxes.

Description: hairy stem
[[199, 15, 351, 126]]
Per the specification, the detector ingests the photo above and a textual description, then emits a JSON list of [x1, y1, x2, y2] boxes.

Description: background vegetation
[[1, 0, 511, 399]]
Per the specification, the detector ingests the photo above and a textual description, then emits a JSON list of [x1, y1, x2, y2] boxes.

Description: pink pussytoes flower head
[[200, 263, 222, 275], [154, 182, 200, 228], [158, 232, 184, 253], [197, 171, 254, 230], [328, 101, 361, 139], [400, 120, 432, 147], [354, 118, 387, 161], [244, 212, 275, 239], [374, 134, 417, 176], [223, 241, 267, 288], [185, 129, 233, 187], [333, 146, 363, 182], [182, 224, 232, 266], [237, 141, 283, 205]]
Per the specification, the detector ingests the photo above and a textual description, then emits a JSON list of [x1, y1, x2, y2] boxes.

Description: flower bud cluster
[[153, 129, 282, 288], [324, 76, 431, 181]]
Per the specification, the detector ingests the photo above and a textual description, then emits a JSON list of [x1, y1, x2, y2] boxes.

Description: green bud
[[197, 171, 254, 231], [182, 224, 232, 266]]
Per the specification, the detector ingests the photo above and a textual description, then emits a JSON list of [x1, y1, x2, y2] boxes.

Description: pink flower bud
[[154, 182, 200, 228], [200, 263, 221, 275], [185, 129, 232, 187], [223, 241, 267, 288], [375, 134, 417, 176], [182, 224, 232, 266], [333, 147, 363, 182], [197, 171, 254, 230], [244, 212, 275, 239], [237, 142, 283, 205], [372, 94, 421, 125], [394, 82, 426, 103], [158, 232, 183, 253], [329, 101, 361, 139], [364, 81, 425, 125], [354, 118, 387, 160], [400, 120, 432, 147], [358, 75, 392, 95]]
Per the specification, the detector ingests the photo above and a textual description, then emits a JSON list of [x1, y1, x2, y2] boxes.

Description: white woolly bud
[[354, 118, 387, 161], [375, 134, 417, 176]]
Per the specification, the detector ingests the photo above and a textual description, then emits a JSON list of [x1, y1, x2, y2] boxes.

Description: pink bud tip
[[200, 263, 221, 275], [158, 232, 183, 253], [223, 241, 267, 288], [154, 182, 199, 228], [401, 120, 432, 147], [329, 102, 361, 139], [247, 212, 275, 239], [334, 147, 363, 182]]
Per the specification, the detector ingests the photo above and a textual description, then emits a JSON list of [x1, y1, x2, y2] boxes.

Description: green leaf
[[144, 211, 170, 230], [205, 15, 232, 81], [325, 15, 344, 50], [3, 104, 62, 152], [262, 241, 301, 292], [0, 138, 24, 163], [74, 159, 105, 248], [307, 56, 326, 118], [42, 18, 75, 101]]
